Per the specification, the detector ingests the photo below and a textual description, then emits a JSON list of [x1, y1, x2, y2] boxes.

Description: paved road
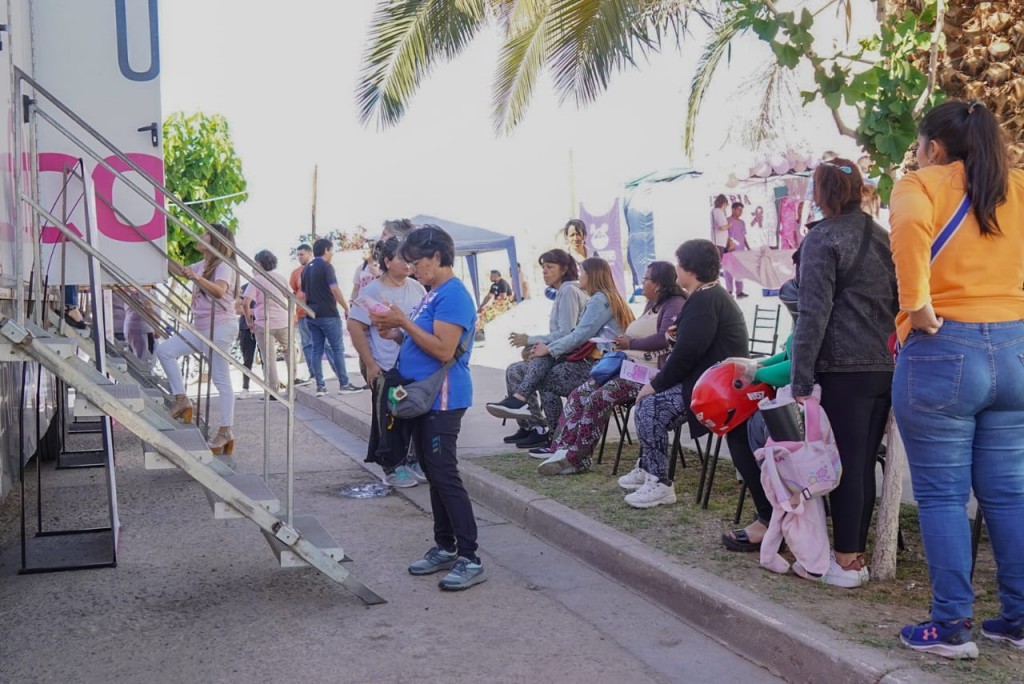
[[0, 400, 783, 683]]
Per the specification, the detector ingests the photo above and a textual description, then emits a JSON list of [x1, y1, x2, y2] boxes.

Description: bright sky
[[158, 1, 873, 278]]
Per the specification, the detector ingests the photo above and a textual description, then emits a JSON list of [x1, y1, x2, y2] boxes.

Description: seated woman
[[619, 239, 750, 509], [526, 257, 635, 456], [486, 249, 588, 449], [721, 278, 798, 551], [536, 261, 685, 475]]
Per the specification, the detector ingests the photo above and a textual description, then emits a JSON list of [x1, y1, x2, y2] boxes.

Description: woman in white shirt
[[243, 249, 293, 396]]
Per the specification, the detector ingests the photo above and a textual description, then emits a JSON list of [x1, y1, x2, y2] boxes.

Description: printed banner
[[580, 199, 627, 296]]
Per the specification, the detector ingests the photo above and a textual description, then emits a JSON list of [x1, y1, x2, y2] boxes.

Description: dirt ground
[[478, 443, 1024, 684]]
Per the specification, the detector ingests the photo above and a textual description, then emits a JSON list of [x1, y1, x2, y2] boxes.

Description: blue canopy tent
[[410, 215, 521, 307]]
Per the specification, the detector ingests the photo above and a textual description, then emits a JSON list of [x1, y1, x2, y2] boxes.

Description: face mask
[[545, 286, 558, 301]]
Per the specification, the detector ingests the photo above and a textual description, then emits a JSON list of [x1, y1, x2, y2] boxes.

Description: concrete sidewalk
[[297, 365, 939, 684], [2, 397, 783, 684]]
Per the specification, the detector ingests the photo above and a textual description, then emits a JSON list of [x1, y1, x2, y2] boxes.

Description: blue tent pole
[[466, 254, 481, 308], [507, 238, 521, 301]]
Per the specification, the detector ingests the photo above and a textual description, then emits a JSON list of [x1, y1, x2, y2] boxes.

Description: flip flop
[[721, 528, 761, 553]]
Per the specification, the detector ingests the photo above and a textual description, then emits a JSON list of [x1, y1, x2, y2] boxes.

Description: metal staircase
[[5, 67, 385, 604]]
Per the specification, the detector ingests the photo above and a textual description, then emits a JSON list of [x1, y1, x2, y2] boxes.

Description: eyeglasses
[[822, 161, 853, 174]]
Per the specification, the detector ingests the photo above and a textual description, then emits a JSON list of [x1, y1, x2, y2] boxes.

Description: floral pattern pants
[[551, 377, 640, 471], [635, 384, 687, 482]]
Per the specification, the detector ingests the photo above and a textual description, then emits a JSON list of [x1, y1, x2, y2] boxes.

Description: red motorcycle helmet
[[690, 358, 775, 436]]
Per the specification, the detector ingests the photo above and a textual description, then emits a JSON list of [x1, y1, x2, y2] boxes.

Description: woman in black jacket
[[788, 159, 898, 589], [619, 240, 751, 509]]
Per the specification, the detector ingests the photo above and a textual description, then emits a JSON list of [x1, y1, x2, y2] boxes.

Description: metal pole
[[262, 285, 270, 481], [13, 79, 25, 325], [286, 299, 295, 526]]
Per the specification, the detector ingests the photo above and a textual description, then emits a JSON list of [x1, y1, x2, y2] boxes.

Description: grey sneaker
[[384, 467, 418, 489], [339, 383, 364, 394], [438, 556, 487, 591], [408, 546, 458, 575], [406, 461, 428, 483], [315, 385, 328, 397]]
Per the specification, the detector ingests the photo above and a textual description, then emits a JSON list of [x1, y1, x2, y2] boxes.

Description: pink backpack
[[757, 391, 842, 511]]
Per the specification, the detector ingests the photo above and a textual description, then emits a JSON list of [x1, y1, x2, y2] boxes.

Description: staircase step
[[143, 427, 212, 470], [74, 382, 146, 417], [205, 473, 280, 519], [0, 328, 78, 360], [66, 355, 114, 385], [261, 514, 346, 568]]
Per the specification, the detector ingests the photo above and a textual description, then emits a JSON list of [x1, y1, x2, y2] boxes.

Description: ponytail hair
[[918, 100, 1009, 236]]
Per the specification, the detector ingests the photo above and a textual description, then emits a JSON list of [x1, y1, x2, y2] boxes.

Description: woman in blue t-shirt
[[368, 225, 485, 592]]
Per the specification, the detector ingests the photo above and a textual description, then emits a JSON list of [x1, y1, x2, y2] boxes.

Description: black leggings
[[819, 371, 892, 554], [239, 327, 257, 389], [728, 418, 773, 524]]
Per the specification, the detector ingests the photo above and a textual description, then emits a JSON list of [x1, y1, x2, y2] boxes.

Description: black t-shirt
[[651, 283, 749, 437], [300, 257, 340, 319], [489, 278, 512, 298]]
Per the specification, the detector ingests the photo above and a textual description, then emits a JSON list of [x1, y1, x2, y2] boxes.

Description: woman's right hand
[[909, 303, 943, 334], [365, 361, 383, 384], [508, 332, 528, 348], [613, 334, 630, 350]]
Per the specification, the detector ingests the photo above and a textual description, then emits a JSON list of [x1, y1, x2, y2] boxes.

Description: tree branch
[[761, 0, 857, 141], [912, 0, 945, 118]]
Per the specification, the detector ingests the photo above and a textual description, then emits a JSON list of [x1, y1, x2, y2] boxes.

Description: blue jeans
[[893, 321, 1024, 623], [299, 317, 339, 382], [305, 315, 348, 388]]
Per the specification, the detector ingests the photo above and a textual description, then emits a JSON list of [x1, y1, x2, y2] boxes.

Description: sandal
[[721, 528, 762, 553]]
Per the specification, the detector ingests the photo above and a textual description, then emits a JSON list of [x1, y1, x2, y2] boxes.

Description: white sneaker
[[617, 461, 648, 490], [624, 474, 677, 509], [793, 553, 868, 589], [239, 389, 252, 400], [537, 449, 574, 476]]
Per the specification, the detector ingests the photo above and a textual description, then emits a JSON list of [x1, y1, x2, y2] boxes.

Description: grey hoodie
[[528, 281, 588, 345]]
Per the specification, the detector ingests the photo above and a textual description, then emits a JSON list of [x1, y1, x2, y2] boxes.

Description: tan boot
[[208, 427, 234, 455], [169, 394, 193, 423]]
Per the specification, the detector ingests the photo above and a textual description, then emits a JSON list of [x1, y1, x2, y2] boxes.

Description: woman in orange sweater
[[890, 101, 1024, 660]]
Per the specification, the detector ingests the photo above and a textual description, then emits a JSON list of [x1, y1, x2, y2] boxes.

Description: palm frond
[[492, 1, 551, 133], [356, 0, 488, 128], [743, 61, 788, 150], [682, 11, 744, 157], [545, 0, 655, 106]]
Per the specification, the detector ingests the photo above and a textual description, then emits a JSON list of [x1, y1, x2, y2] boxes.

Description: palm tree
[[892, 0, 1024, 160], [356, 0, 716, 135]]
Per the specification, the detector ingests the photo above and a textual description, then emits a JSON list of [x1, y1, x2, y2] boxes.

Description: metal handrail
[[22, 194, 292, 404], [15, 67, 313, 318]]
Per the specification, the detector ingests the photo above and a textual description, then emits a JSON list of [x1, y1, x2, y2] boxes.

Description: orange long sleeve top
[[889, 161, 1024, 343]]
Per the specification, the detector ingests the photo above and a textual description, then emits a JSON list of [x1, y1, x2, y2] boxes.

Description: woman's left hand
[[613, 334, 630, 350], [531, 342, 550, 358], [636, 383, 654, 401], [369, 302, 407, 330]]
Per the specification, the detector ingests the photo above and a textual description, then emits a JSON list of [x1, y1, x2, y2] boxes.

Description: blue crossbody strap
[[930, 195, 972, 263]]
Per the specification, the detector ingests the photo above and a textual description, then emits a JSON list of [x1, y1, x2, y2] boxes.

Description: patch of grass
[[479, 443, 1023, 684]]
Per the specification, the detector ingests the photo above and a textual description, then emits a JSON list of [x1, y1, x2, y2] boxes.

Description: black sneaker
[[503, 427, 532, 444], [294, 377, 312, 387], [486, 396, 532, 420], [516, 431, 550, 449]]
